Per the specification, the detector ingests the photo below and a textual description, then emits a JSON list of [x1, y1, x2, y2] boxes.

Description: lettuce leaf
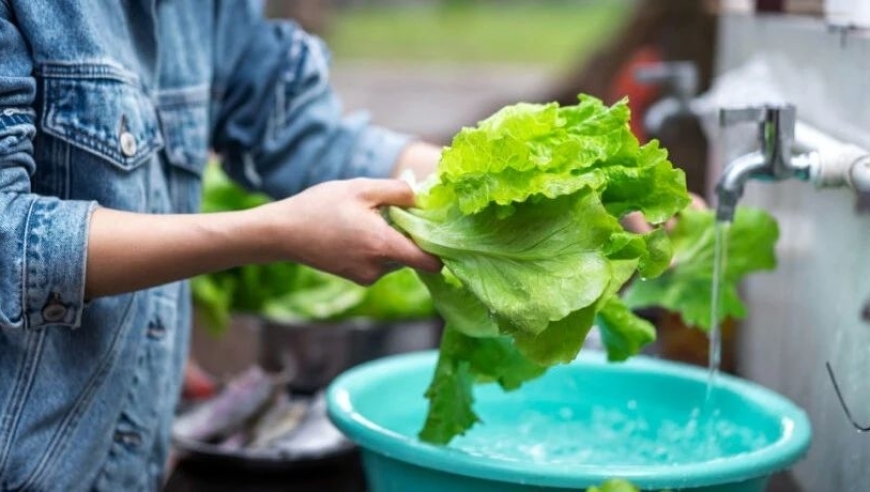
[[419, 326, 546, 444], [586, 479, 641, 492], [389, 95, 690, 443], [392, 190, 619, 336], [621, 206, 778, 331]]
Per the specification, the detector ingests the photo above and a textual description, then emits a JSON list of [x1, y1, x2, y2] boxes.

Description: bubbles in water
[[451, 405, 770, 467]]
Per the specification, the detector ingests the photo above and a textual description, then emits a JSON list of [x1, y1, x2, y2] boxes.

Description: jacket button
[[147, 320, 166, 339], [114, 430, 142, 448], [120, 132, 138, 157], [42, 300, 67, 323]]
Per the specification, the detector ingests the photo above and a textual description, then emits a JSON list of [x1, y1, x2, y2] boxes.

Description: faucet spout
[[715, 151, 768, 222], [714, 104, 798, 222]]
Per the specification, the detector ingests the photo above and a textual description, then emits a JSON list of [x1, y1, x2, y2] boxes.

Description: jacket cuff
[[24, 198, 97, 329], [348, 125, 415, 179]]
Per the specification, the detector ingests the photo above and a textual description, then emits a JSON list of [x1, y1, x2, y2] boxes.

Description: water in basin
[[452, 404, 769, 466]]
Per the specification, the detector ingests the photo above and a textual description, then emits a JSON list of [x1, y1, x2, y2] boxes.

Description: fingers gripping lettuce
[[192, 163, 436, 334], [389, 95, 691, 444]]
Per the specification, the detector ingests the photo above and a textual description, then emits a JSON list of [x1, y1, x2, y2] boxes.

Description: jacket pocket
[[39, 61, 163, 173], [158, 85, 210, 176]]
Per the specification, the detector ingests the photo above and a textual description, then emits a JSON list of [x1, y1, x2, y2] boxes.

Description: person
[[0, 2, 442, 490]]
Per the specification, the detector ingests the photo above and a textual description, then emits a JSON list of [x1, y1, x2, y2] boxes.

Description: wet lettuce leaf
[[418, 328, 546, 444], [393, 191, 619, 337], [389, 95, 690, 444], [621, 206, 778, 331]]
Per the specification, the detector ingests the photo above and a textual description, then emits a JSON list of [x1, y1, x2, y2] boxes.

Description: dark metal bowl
[[172, 391, 357, 474], [172, 316, 442, 477]]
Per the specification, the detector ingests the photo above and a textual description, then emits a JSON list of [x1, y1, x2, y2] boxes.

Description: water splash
[[451, 404, 769, 466]]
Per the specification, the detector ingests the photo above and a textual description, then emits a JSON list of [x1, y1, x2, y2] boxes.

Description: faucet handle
[[719, 104, 796, 130], [719, 107, 768, 127], [719, 104, 799, 184], [719, 105, 797, 162], [634, 61, 698, 99]]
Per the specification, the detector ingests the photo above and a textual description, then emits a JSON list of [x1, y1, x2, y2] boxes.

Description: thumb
[[359, 178, 417, 209]]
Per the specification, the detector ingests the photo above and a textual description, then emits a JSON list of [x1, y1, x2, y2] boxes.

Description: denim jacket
[[0, 1, 410, 490]]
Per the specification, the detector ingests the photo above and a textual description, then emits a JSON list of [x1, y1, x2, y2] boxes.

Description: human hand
[[255, 178, 442, 285]]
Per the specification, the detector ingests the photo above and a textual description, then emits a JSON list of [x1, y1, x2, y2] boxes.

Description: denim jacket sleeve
[[210, 1, 412, 199], [0, 3, 96, 330]]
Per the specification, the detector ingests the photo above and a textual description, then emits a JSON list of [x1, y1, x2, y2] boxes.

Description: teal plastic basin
[[326, 351, 811, 492]]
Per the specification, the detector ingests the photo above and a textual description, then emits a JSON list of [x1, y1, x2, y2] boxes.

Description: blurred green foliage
[[326, 1, 632, 67]]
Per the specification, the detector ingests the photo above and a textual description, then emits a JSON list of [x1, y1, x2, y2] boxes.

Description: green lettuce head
[[389, 95, 691, 443]]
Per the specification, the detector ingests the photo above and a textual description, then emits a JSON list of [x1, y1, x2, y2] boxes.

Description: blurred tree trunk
[[547, 0, 717, 107], [543, 0, 717, 198]]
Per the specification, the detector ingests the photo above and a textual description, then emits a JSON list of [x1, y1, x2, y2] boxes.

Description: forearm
[[85, 207, 275, 299], [392, 141, 442, 181], [84, 176, 442, 298]]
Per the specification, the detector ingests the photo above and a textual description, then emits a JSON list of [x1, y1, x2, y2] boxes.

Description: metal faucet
[[715, 104, 814, 221], [634, 61, 699, 137]]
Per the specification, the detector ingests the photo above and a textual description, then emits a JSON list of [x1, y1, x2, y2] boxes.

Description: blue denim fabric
[[0, 1, 411, 490]]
